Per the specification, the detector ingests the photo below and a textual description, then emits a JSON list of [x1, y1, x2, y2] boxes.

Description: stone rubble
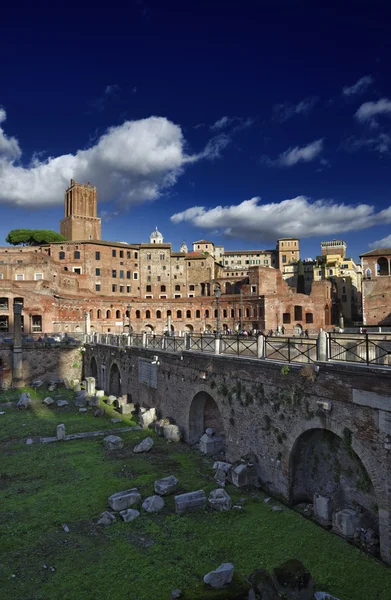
[[103, 435, 124, 450], [94, 408, 105, 418], [56, 400, 69, 407], [56, 424, 66, 441], [163, 424, 182, 442], [203, 562, 234, 588], [139, 407, 156, 429], [154, 476, 179, 496], [133, 437, 154, 453], [106, 395, 117, 405], [175, 490, 206, 515], [17, 392, 31, 410], [43, 397, 55, 406], [108, 488, 141, 511], [120, 509, 140, 522], [97, 511, 116, 526], [208, 488, 232, 511], [142, 495, 165, 513]]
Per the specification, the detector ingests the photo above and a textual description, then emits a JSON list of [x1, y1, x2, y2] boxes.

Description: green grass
[[1, 386, 391, 600]]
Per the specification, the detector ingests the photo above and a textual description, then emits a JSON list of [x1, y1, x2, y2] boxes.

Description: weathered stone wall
[[84, 343, 391, 563]]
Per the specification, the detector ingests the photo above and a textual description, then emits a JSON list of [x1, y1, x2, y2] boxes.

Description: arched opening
[[97, 309, 102, 319], [295, 323, 303, 335], [144, 324, 154, 332], [188, 391, 225, 445], [116, 309, 121, 319], [204, 324, 213, 333], [377, 257, 389, 276], [184, 324, 194, 332], [146, 310, 151, 319], [109, 363, 121, 396], [290, 428, 378, 550], [186, 310, 191, 319], [106, 310, 111, 319], [136, 310, 140, 319], [156, 310, 161, 319], [90, 357, 98, 381], [225, 282, 232, 294]]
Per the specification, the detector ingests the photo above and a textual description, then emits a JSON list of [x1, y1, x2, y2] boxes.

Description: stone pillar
[[214, 336, 221, 355], [84, 311, 91, 335], [142, 332, 147, 347], [257, 334, 264, 359], [12, 302, 24, 388], [167, 314, 172, 335], [317, 330, 328, 362], [185, 333, 191, 350]]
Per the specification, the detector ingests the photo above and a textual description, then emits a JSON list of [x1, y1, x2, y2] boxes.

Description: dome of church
[[150, 226, 163, 244]]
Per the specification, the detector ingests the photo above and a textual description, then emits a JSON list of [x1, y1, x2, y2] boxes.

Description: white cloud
[[0, 109, 226, 208], [262, 139, 324, 167], [0, 107, 21, 161], [210, 116, 231, 130], [355, 98, 391, 123], [210, 116, 254, 132], [369, 234, 391, 249], [344, 132, 391, 155], [272, 97, 318, 122], [171, 196, 391, 242], [342, 75, 374, 98]]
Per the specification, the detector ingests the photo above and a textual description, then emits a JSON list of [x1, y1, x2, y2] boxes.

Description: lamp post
[[214, 284, 221, 335]]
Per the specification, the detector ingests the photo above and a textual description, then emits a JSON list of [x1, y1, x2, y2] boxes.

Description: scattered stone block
[[62, 524, 70, 533], [97, 511, 116, 526], [85, 376, 96, 395], [70, 379, 80, 389], [108, 488, 141, 511], [205, 427, 215, 436], [139, 407, 156, 429], [213, 461, 232, 472], [43, 397, 55, 406], [154, 418, 171, 436], [120, 509, 140, 522], [264, 497, 271, 503], [163, 424, 182, 442], [26, 438, 33, 445], [111, 418, 122, 424], [88, 396, 100, 407], [32, 380, 43, 388], [96, 390, 105, 398], [75, 390, 88, 407], [170, 590, 182, 600], [315, 593, 340, 600], [56, 400, 69, 407], [48, 384, 56, 392], [272, 506, 283, 512], [175, 490, 206, 515], [333, 509, 359, 538], [203, 563, 234, 589], [119, 403, 135, 415], [17, 393, 31, 410], [79, 408, 87, 413], [133, 437, 154, 453], [103, 435, 124, 450], [154, 476, 178, 496], [142, 495, 165, 513], [208, 488, 232, 511], [107, 395, 117, 405], [248, 569, 280, 600], [199, 433, 224, 455], [231, 463, 248, 487], [73, 384, 81, 393], [273, 559, 314, 600], [56, 424, 66, 441], [214, 469, 227, 487], [313, 493, 333, 522], [94, 408, 105, 418], [0, 411, 5, 415]]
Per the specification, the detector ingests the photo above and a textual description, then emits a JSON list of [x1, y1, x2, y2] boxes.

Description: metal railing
[[84, 332, 391, 368]]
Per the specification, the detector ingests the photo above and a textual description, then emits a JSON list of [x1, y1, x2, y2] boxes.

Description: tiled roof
[[360, 248, 391, 257], [192, 240, 214, 244]]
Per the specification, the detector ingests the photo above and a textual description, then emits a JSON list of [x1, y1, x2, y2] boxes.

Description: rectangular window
[[157, 276, 161, 282], [73, 267, 81, 274], [95, 251, 100, 260], [126, 285, 131, 293], [147, 276, 151, 282], [112, 249, 116, 257], [264, 260, 268, 265], [294, 306, 303, 321], [15, 274, 24, 280], [95, 268, 101, 276], [283, 312, 291, 324], [174, 294, 181, 298], [133, 272, 138, 280], [251, 285, 256, 293], [59, 252, 65, 260], [112, 284, 117, 292], [282, 255, 287, 263], [342, 294, 347, 302], [126, 271, 131, 279], [112, 270, 117, 278], [119, 270, 124, 279], [74, 251, 80, 259], [95, 284, 101, 292], [160, 253, 165, 260], [120, 285, 124, 293], [0, 315, 9, 333], [34, 273, 43, 280], [119, 250, 123, 258], [0, 298, 8, 309], [146, 285, 152, 292], [0, 274, 3, 279], [127, 251, 131, 259], [31, 315, 42, 332]]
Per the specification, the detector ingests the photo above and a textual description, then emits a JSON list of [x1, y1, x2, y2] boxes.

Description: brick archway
[[90, 356, 98, 381], [109, 361, 121, 397], [188, 386, 224, 445]]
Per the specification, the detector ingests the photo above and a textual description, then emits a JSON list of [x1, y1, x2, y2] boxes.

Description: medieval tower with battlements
[[60, 180, 101, 241]]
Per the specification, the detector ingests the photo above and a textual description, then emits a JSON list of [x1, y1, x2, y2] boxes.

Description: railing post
[[317, 330, 328, 362], [214, 334, 221, 355], [365, 333, 369, 366], [257, 334, 264, 359], [142, 332, 147, 347], [185, 333, 191, 351], [288, 337, 291, 362]]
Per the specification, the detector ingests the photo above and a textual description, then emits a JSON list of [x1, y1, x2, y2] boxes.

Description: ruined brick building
[[360, 248, 391, 326], [0, 180, 335, 335]]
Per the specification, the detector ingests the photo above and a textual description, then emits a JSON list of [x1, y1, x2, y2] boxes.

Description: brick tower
[[60, 180, 101, 241]]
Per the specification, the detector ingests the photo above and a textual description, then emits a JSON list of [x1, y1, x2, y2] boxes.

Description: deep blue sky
[[1, 0, 391, 261]]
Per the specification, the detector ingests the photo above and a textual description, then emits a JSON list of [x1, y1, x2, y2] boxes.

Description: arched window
[[97, 309, 102, 319], [167, 310, 172, 317], [156, 310, 161, 319], [161, 285, 166, 292], [366, 268, 372, 280], [116, 309, 121, 319], [189, 284, 195, 291], [146, 310, 151, 319], [246, 308, 250, 317], [186, 310, 191, 318], [177, 310, 182, 318], [196, 310, 201, 318], [146, 253, 151, 260], [175, 284, 180, 291], [136, 310, 140, 319], [377, 257, 389, 276], [106, 310, 111, 319], [205, 309, 209, 318]]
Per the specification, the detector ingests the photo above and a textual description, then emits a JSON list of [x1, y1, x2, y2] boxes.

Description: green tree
[[6, 229, 66, 246]]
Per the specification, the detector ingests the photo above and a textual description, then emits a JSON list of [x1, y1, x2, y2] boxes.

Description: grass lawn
[[0, 386, 390, 600]]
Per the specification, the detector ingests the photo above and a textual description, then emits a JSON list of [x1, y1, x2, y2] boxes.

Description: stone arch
[[286, 420, 386, 560], [377, 257, 389, 276], [109, 362, 121, 396], [188, 387, 225, 445], [90, 356, 98, 381]]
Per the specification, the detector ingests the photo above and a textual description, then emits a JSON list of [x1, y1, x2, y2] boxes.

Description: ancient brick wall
[[84, 343, 391, 563]]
